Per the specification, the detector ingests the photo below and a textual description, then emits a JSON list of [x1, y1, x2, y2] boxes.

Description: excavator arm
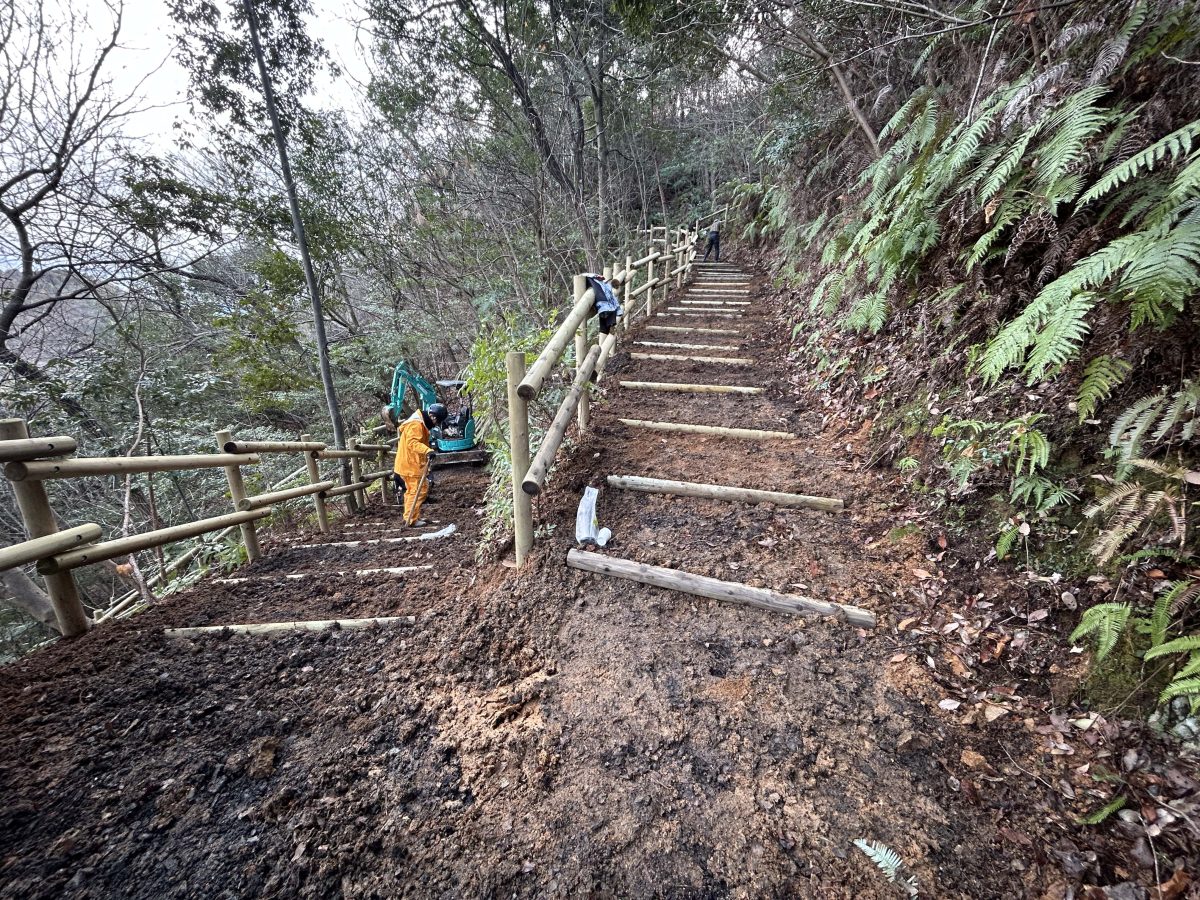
[[386, 361, 439, 426]]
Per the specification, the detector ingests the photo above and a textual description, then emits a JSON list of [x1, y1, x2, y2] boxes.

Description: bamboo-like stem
[[0, 436, 77, 463], [619, 381, 763, 394], [315, 448, 373, 460], [618, 418, 795, 440], [0, 524, 103, 573], [39, 510, 271, 574], [606, 475, 844, 512], [566, 549, 875, 629]]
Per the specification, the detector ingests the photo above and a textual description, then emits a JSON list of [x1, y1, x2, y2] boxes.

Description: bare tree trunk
[[242, 0, 350, 473], [1, 568, 61, 632]]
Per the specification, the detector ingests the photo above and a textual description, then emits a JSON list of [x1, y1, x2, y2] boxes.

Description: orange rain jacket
[[393, 411, 433, 478]]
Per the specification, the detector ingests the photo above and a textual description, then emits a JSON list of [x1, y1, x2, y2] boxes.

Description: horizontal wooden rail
[[38, 510, 270, 574], [0, 524, 102, 572], [606, 475, 844, 512], [222, 439, 325, 454], [355, 443, 392, 452], [630, 279, 659, 298], [238, 480, 334, 511], [523, 344, 601, 495], [0, 436, 77, 463], [566, 549, 875, 629], [321, 480, 370, 498], [7, 453, 259, 482], [632, 251, 661, 266], [362, 468, 391, 481], [518, 287, 596, 400], [316, 448, 373, 460]]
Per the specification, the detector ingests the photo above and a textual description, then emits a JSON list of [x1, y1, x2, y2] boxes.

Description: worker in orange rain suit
[[393, 403, 448, 527]]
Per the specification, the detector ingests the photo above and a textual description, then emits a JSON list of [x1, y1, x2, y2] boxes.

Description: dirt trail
[[0, 258, 1079, 898]]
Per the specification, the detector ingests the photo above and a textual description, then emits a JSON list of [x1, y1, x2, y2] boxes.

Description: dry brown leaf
[[913, 568, 933, 580], [1159, 866, 1190, 900], [897, 616, 919, 631]]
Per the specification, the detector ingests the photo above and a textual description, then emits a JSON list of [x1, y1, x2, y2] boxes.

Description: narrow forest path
[[0, 256, 1066, 899]]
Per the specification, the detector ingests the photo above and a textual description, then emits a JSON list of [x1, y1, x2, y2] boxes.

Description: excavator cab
[[383, 361, 487, 465]]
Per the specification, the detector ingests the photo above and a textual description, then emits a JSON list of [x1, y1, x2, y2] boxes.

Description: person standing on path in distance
[[703, 219, 721, 262], [393, 403, 447, 526]]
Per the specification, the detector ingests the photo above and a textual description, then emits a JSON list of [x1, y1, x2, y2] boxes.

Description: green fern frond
[[1077, 355, 1133, 421], [846, 292, 889, 334], [1024, 292, 1098, 382], [1151, 580, 1200, 647], [1069, 603, 1132, 661], [1033, 86, 1112, 190], [1171, 651, 1200, 681], [1160, 676, 1200, 703], [1079, 120, 1200, 206], [966, 200, 1026, 271], [1077, 795, 1126, 825], [996, 524, 1022, 560], [1145, 634, 1200, 661]]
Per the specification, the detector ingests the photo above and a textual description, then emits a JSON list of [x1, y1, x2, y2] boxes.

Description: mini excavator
[[382, 361, 488, 466]]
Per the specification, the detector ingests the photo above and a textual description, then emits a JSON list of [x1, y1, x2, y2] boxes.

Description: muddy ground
[[1, 257, 1195, 899]]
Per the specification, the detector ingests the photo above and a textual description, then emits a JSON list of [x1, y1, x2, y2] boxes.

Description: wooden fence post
[[574, 274, 590, 433], [215, 429, 260, 563], [675, 228, 684, 289], [506, 351, 533, 565], [348, 437, 365, 511], [0, 419, 89, 636], [301, 433, 330, 533], [378, 448, 392, 503], [623, 252, 633, 330], [646, 243, 655, 318]]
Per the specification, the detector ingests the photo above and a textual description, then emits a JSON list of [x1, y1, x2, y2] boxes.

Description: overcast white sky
[[93, 0, 373, 149]]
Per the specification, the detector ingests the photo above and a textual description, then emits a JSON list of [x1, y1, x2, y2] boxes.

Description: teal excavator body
[[385, 361, 485, 461]]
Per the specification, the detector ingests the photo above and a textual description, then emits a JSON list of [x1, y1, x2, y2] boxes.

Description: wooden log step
[[294, 523, 456, 549], [679, 300, 751, 306], [619, 419, 795, 440], [635, 340, 740, 351], [606, 474, 843, 511], [619, 381, 763, 394], [566, 549, 875, 629], [645, 325, 742, 335], [630, 353, 751, 365], [165, 616, 418, 638], [661, 310, 744, 318], [215, 565, 432, 584]]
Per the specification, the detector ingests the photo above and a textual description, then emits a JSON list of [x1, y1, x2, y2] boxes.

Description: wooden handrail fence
[[0, 419, 399, 637], [505, 205, 728, 565]]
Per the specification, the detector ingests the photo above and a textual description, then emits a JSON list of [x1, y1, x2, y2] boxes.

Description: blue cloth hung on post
[[583, 274, 623, 317]]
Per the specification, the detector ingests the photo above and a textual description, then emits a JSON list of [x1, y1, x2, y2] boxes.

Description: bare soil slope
[[0, 258, 1184, 899]]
